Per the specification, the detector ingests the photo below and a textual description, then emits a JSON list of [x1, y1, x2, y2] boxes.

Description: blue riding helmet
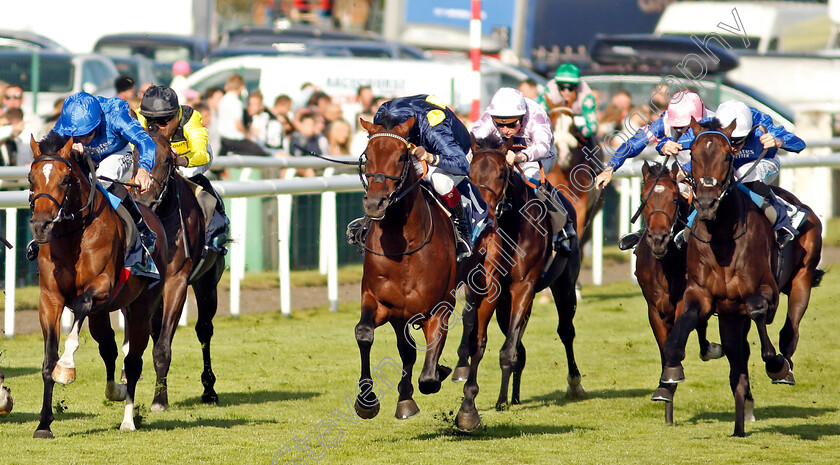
[[53, 92, 102, 136]]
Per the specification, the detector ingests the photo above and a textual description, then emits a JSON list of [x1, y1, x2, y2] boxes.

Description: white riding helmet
[[487, 87, 527, 119], [715, 100, 753, 138]]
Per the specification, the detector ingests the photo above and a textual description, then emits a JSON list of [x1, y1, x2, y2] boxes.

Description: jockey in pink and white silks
[[471, 87, 576, 255]]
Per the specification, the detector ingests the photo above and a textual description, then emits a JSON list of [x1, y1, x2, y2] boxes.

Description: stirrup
[[776, 228, 795, 249], [346, 217, 371, 248], [618, 230, 642, 251], [456, 237, 472, 261], [26, 240, 39, 261], [674, 229, 687, 250]]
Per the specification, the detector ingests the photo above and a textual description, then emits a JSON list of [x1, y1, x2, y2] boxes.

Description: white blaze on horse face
[[654, 185, 666, 194], [42, 164, 54, 184]]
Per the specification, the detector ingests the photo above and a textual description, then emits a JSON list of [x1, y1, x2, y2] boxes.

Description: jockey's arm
[[112, 101, 157, 174], [420, 120, 470, 176], [518, 110, 554, 163], [758, 112, 805, 153], [579, 93, 598, 138], [181, 110, 211, 167]]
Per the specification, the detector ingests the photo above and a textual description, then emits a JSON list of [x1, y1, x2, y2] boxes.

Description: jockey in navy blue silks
[[350, 94, 474, 260], [668, 100, 807, 248], [35, 91, 160, 277]]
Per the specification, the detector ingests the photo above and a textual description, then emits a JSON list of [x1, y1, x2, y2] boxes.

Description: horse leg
[[391, 319, 419, 419], [417, 310, 452, 395], [493, 290, 512, 409], [662, 287, 710, 384], [719, 314, 751, 437], [456, 290, 495, 432], [120, 303, 153, 431], [196, 257, 225, 404], [647, 301, 678, 426], [88, 313, 126, 402], [747, 284, 788, 381], [451, 289, 478, 383], [34, 294, 63, 438], [776, 269, 816, 385], [496, 282, 534, 410], [551, 277, 585, 401], [696, 317, 723, 361], [151, 274, 188, 411], [354, 295, 383, 419]]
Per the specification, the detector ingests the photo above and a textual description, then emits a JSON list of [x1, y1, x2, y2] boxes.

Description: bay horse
[[635, 160, 723, 424], [28, 132, 167, 437], [454, 135, 583, 432], [661, 118, 823, 436], [132, 126, 225, 411], [353, 117, 458, 420], [546, 105, 603, 248]]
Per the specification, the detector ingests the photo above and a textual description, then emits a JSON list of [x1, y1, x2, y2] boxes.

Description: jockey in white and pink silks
[[470, 87, 576, 255]]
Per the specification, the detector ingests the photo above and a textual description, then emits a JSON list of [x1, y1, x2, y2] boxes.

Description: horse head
[[28, 133, 89, 244], [688, 116, 737, 221], [469, 134, 514, 215], [134, 127, 176, 210], [359, 116, 416, 220], [641, 161, 681, 258]]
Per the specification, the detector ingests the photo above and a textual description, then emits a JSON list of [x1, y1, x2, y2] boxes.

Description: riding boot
[[555, 217, 577, 256], [448, 202, 473, 261], [618, 230, 643, 251], [346, 216, 372, 249], [121, 195, 157, 255], [534, 184, 570, 254]]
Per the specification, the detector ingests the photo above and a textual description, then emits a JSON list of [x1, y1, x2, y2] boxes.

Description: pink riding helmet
[[172, 60, 191, 76], [663, 91, 704, 128]]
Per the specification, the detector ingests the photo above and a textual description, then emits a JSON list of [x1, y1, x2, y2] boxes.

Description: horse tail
[[811, 268, 826, 288]]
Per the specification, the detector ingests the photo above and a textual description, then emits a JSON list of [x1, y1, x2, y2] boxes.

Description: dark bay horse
[[546, 105, 603, 248], [132, 127, 225, 411], [661, 118, 823, 436], [28, 133, 167, 437], [454, 135, 583, 432], [0, 368, 11, 415], [353, 117, 459, 420], [635, 161, 722, 424]]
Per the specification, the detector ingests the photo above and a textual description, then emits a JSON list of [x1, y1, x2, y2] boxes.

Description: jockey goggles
[[558, 83, 578, 92], [147, 113, 177, 127], [493, 117, 522, 128]]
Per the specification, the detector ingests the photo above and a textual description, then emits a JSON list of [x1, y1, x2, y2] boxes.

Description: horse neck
[[380, 168, 426, 236], [698, 189, 744, 237]]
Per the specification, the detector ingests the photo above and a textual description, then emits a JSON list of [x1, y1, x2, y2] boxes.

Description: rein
[[30, 154, 97, 226], [473, 148, 512, 218]]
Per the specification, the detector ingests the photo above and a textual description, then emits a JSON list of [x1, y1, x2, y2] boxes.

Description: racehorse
[[545, 105, 603, 248], [454, 135, 583, 432], [28, 132, 167, 437], [0, 368, 11, 415], [132, 126, 225, 411], [353, 117, 458, 420], [634, 161, 723, 424], [661, 118, 823, 436]]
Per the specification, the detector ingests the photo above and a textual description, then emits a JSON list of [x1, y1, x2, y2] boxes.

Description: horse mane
[[38, 131, 71, 157], [699, 118, 723, 131], [646, 161, 669, 178], [473, 135, 506, 151]]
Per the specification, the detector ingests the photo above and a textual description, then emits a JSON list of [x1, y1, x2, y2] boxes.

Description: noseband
[[30, 155, 96, 225]]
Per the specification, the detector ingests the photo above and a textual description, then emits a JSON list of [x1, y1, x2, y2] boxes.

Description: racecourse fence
[[2, 147, 840, 338]]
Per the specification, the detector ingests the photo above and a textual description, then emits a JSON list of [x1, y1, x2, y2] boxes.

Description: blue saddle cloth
[[456, 178, 492, 243]]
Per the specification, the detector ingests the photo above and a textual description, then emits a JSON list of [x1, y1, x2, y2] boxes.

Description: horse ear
[[502, 135, 515, 153], [29, 134, 41, 158], [688, 116, 701, 135], [642, 160, 650, 180], [359, 117, 380, 135], [670, 161, 680, 178], [469, 132, 478, 152], [59, 136, 74, 159], [721, 119, 737, 138], [396, 117, 415, 137]]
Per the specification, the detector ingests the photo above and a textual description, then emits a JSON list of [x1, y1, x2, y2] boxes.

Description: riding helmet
[[553, 63, 580, 84], [715, 100, 753, 138], [487, 87, 527, 119], [53, 92, 102, 136], [140, 85, 180, 118], [664, 91, 705, 127]]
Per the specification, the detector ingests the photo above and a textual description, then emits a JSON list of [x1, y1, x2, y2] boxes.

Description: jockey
[[138, 85, 230, 254], [672, 100, 807, 248], [537, 63, 598, 141], [33, 92, 159, 276], [593, 91, 712, 250], [348, 94, 474, 260], [471, 87, 576, 255]]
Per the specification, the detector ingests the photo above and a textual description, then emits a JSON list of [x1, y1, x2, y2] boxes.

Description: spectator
[[42, 97, 66, 133], [322, 102, 343, 128], [357, 85, 374, 113], [350, 113, 371, 157], [326, 118, 352, 155], [288, 111, 326, 177], [137, 82, 154, 99], [170, 60, 192, 104], [115, 75, 136, 101], [272, 94, 292, 120], [204, 86, 224, 152], [518, 78, 539, 101], [193, 102, 211, 128], [3, 84, 43, 141], [246, 90, 284, 153], [0, 109, 33, 166], [217, 74, 267, 156], [370, 95, 388, 115]]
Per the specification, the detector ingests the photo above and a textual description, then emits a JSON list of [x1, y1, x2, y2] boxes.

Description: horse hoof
[[202, 391, 220, 404], [150, 402, 166, 412], [495, 401, 508, 411], [451, 366, 470, 383], [33, 429, 54, 439], [119, 421, 136, 432], [651, 386, 674, 403], [418, 378, 442, 395], [105, 381, 127, 401], [766, 357, 791, 382], [456, 408, 482, 432], [354, 398, 380, 420], [661, 366, 685, 384], [701, 343, 724, 361], [745, 399, 756, 422], [771, 369, 795, 385], [0, 387, 13, 416], [566, 376, 587, 400], [437, 365, 453, 381], [52, 365, 75, 385], [395, 399, 420, 419]]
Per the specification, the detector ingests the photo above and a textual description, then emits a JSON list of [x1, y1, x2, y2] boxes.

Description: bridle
[[642, 178, 680, 239], [472, 148, 512, 218], [29, 155, 96, 226], [689, 129, 735, 204], [146, 155, 176, 214], [359, 131, 421, 208]]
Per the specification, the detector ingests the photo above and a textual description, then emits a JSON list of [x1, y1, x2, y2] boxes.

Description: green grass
[[2, 273, 840, 464]]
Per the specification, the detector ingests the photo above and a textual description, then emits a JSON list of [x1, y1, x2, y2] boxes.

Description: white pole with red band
[[470, 0, 481, 122]]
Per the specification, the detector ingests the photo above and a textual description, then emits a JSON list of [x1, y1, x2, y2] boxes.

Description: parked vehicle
[[93, 33, 210, 84], [107, 54, 158, 87], [219, 25, 383, 48], [0, 29, 69, 52]]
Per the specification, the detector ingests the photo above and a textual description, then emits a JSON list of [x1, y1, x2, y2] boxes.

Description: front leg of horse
[[120, 305, 153, 431], [417, 314, 451, 395], [151, 281, 187, 411], [696, 317, 723, 362], [195, 263, 224, 404], [552, 279, 585, 400], [392, 320, 419, 419], [451, 293, 477, 383], [496, 286, 534, 410], [354, 304, 380, 419], [35, 298, 63, 438], [52, 308, 87, 386], [719, 314, 752, 437], [88, 313, 125, 402], [661, 291, 706, 384], [747, 289, 789, 381], [456, 296, 494, 432]]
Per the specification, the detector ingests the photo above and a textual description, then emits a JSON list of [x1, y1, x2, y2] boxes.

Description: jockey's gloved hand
[[505, 150, 526, 165], [660, 140, 682, 157]]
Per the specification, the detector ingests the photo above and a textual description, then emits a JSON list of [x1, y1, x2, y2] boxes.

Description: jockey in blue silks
[[669, 100, 807, 248], [594, 91, 713, 250], [31, 92, 160, 276], [348, 94, 474, 260]]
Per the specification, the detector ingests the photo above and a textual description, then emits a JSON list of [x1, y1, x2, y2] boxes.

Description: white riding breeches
[[96, 146, 134, 190], [734, 157, 780, 184], [179, 144, 214, 178], [413, 160, 465, 195]]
